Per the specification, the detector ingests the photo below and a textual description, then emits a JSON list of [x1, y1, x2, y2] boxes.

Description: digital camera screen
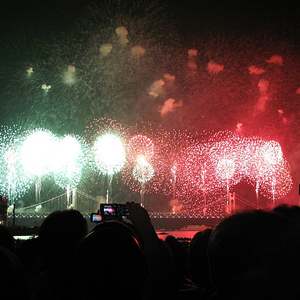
[[100, 204, 129, 217], [90, 213, 102, 222]]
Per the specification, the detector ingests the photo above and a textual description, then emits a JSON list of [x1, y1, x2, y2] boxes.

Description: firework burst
[[19, 128, 59, 178], [83, 117, 129, 202], [121, 122, 165, 195], [0, 125, 32, 203], [248, 138, 292, 203], [53, 135, 89, 205]]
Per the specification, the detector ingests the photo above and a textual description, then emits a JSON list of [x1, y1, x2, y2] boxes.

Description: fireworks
[[170, 131, 292, 209], [248, 138, 292, 202], [52, 134, 89, 206], [0, 120, 293, 210], [207, 132, 243, 192], [2, 14, 300, 212], [133, 156, 154, 183], [53, 135, 88, 190], [127, 134, 155, 162], [121, 122, 166, 194], [19, 128, 59, 178], [85, 118, 128, 175], [0, 125, 32, 203], [93, 133, 126, 176]]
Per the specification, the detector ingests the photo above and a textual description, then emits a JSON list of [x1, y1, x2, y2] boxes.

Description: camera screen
[[90, 213, 102, 222], [100, 204, 129, 217]]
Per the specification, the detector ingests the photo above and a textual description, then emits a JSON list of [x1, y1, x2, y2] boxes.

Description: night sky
[[1, 0, 299, 35], [1, 0, 300, 206]]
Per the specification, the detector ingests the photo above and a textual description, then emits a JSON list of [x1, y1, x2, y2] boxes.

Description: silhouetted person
[[273, 203, 300, 225], [126, 201, 180, 299], [71, 202, 179, 300], [32, 209, 88, 300], [72, 220, 148, 300], [165, 235, 189, 289], [0, 224, 15, 253], [207, 210, 300, 300], [186, 228, 214, 299]]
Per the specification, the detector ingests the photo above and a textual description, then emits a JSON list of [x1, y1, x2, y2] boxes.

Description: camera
[[100, 203, 129, 217], [90, 204, 129, 222], [90, 213, 102, 223]]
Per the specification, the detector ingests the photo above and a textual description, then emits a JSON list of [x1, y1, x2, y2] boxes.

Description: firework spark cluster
[[174, 131, 292, 209], [0, 119, 292, 210]]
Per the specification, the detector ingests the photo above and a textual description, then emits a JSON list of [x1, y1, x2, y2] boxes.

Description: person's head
[[207, 210, 300, 300], [38, 209, 88, 271], [273, 204, 300, 224], [165, 235, 188, 282], [72, 220, 148, 299], [188, 228, 213, 291]]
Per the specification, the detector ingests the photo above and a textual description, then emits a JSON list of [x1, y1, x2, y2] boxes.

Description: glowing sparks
[[171, 131, 292, 208], [133, 156, 154, 183], [0, 125, 32, 203], [53, 135, 87, 190], [0, 121, 293, 210], [93, 133, 126, 175], [20, 129, 58, 177], [127, 134, 155, 161]]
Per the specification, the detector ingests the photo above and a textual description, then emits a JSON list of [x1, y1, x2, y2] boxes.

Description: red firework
[[121, 122, 164, 194], [247, 138, 292, 201], [172, 131, 292, 209], [155, 128, 198, 197], [126, 134, 155, 162], [84, 117, 129, 145]]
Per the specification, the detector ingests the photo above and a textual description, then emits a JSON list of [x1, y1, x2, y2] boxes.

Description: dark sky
[[1, 0, 299, 36]]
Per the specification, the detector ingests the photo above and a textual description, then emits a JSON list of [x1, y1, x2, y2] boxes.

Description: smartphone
[[100, 203, 129, 217], [90, 213, 102, 222]]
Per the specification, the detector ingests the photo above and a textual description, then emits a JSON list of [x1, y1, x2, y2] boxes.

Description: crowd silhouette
[[1, 202, 300, 300]]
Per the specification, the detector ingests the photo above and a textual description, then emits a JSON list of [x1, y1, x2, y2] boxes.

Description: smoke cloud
[[207, 60, 224, 74], [236, 122, 243, 133], [266, 55, 284, 65], [278, 109, 288, 124], [115, 26, 129, 45], [258, 78, 269, 93], [159, 98, 183, 116], [148, 79, 165, 98], [248, 65, 265, 75], [131, 45, 146, 58], [254, 78, 270, 113], [100, 43, 113, 56], [26, 67, 33, 76], [41, 84, 51, 92], [163, 73, 175, 81], [63, 65, 76, 85], [187, 48, 197, 69]]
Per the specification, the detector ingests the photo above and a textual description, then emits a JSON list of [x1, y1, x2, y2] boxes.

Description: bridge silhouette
[[7, 188, 262, 225]]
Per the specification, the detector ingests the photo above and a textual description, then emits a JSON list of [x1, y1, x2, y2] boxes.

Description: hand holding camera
[[90, 203, 129, 222]]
